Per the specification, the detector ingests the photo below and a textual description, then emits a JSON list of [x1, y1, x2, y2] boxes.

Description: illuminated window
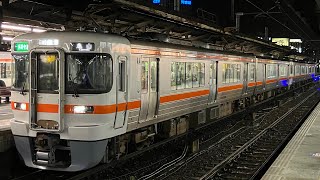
[[176, 62, 186, 89], [267, 64, 277, 79], [295, 65, 300, 75], [186, 63, 192, 88], [171, 61, 205, 90], [222, 63, 241, 83], [249, 64, 255, 81], [279, 65, 287, 77], [170, 62, 176, 90]]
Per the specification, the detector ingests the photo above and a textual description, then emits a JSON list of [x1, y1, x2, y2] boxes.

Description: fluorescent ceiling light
[[32, 28, 46, 33], [1, 24, 31, 32], [2, 36, 14, 41], [289, 39, 302, 43]]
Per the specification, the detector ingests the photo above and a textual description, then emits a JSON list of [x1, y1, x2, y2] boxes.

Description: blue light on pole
[[153, 0, 160, 4], [181, 0, 192, 5]]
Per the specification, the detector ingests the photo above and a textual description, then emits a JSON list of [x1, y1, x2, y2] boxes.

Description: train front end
[[10, 32, 129, 171]]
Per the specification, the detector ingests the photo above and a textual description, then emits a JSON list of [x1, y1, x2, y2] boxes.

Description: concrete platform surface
[[262, 102, 320, 180]]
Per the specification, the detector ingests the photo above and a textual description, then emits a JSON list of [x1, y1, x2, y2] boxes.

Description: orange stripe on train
[[218, 84, 243, 92], [12, 90, 210, 113], [266, 79, 277, 84], [160, 90, 210, 103], [248, 81, 263, 87]]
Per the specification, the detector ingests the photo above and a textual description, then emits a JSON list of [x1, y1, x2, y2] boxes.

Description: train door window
[[176, 62, 186, 89], [170, 62, 176, 90], [249, 64, 255, 81], [119, 60, 126, 92], [150, 61, 157, 92], [199, 63, 205, 86], [141, 61, 149, 92], [38, 53, 59, 92], [192, 63, 199, 87], [290, 65, 294, 76], [295, 65, 300, 75], [186, 62, 192, 88]]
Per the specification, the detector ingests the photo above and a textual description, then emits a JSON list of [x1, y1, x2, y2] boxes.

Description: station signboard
[[272, 38, 289, 46]]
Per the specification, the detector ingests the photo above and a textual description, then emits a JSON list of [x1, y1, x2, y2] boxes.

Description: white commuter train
[[10, 32, 317, 171]]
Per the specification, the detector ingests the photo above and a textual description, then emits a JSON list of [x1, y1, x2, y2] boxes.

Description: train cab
[[10, 32, 130, 171]]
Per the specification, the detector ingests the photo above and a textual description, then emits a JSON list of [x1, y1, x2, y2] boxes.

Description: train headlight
[[14, 102, 27, 110], [73, 106, 94, 114]]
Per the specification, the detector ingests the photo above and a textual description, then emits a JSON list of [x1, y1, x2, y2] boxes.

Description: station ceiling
[[1, 0, 320, 61]]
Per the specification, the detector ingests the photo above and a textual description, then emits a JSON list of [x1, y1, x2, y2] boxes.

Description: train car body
[[10, 32, 316, 171]]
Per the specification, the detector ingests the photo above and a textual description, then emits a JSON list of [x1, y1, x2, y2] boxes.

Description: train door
[[208, 61, 217, 103], [29, 50, 64, 132], [114, 56, 128, 129], [139, 57, 159, 122], [243, 63, 248, 94]]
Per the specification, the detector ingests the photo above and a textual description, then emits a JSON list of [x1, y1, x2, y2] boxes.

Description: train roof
[[13, 31, 130, 45]]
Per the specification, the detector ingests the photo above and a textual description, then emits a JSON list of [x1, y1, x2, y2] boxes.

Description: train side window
[[249, 64, 255, 81], [141, 61, 149, 92], [186, 62, 192, 88], [301, 66, 305, 75], [222, 63, 240, 84], [295, 65, 300, 75], [192, 63, 199, 87], [222, 64, 226, 83], [199, 63, 205, 86], [170, 62, 176, 90], [231, 64, 236, 83], [226, 64, 233, 83], [176, 62, 186, 89], [236, 64, 241, 82], [267, 64, 276, 79], [279, 65, 286, 77]]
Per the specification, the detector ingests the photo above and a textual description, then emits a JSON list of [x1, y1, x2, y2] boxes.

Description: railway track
[[161, 87, 319, 180], [10, 83, 316, 180]]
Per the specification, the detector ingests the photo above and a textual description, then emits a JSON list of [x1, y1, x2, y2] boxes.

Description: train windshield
[[12, 54, 29, 90], [66, 54, 112, 94]]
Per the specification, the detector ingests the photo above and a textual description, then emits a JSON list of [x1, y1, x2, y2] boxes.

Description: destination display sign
[[14, 42, 29, 52], [71, 42, 95, 51]]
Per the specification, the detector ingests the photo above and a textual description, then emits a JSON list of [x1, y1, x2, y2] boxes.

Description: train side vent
[[198, 110, 206, 124], [210, 107, 219, 119]]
